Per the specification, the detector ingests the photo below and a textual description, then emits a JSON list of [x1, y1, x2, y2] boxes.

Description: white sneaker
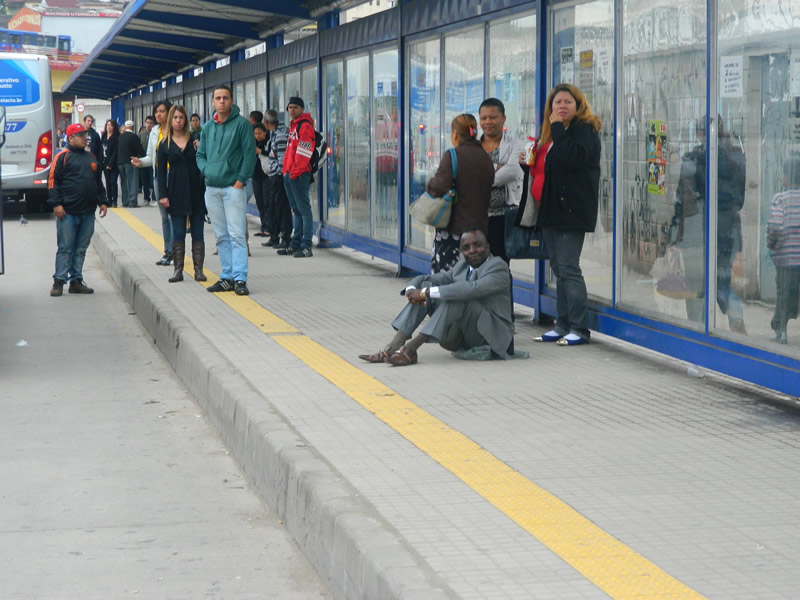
[[148, 200, 157, 207]]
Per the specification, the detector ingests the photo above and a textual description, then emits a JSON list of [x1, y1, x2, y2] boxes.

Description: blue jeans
[[283, 172, 313, 249], [54, 213, 95, 282], [205, 185, 248, 281], [543, 228, 590, 340], [170, 212, 205, 243]]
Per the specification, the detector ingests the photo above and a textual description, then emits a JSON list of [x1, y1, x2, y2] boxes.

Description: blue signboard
[[0, 60, 40, 106]]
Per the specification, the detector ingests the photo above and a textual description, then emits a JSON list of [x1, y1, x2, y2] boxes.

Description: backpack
[[301, 121, 328, 174]]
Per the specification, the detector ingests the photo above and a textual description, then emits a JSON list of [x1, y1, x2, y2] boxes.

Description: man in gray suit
[[359, 228, 514, 366]]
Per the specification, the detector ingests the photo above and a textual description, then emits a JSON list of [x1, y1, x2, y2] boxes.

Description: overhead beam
[[106, 43, 199, 64], [208, 0, 311, 18], [135, 10, 261, 39], [117, 29, 223, 53], [94, 54, 181, 71]]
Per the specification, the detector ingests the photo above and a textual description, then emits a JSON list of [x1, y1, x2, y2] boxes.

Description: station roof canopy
[[63, 0, 336, 99]]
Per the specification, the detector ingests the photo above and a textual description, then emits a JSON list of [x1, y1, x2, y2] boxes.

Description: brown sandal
[[388, 346, 417, 366], [358, 349, 394, 363]]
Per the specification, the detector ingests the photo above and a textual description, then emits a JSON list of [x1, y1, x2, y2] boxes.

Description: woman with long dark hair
[[534, 83, 602, 346], [101, 119, 119, 207], [425, 113, 495, 273], [157, 105, 206, 283]]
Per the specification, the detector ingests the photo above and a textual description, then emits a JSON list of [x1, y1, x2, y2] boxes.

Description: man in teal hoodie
[[196, 84, 257, 295]]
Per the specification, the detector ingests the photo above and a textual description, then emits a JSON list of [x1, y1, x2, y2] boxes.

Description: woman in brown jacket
[[426, 113, 495, 273]]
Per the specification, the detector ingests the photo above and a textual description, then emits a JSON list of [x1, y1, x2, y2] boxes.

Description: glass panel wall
[[302, 67, 320, 221], [550, 0, 615, 301], [715, 1, 800, 353], [324, 61, 345, 227], [407, 38, 441, 251], [270, 75, 284, 124], [373, 49, 399, 243], [488, 13, 536, 141], [245, 80, 256, 117], [286, 71, 301, 125], [444, 27, 484, 127], [346, 55, 371, 236], [620, 0, 707, 325], [234, 82, 244, 112], [255, 77, 267, 115]]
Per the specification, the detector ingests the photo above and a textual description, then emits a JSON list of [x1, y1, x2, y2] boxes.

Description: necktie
[[467, 268, 473, 281]]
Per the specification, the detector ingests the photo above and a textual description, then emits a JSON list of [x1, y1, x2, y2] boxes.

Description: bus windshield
[[0, 59, 41, 106]]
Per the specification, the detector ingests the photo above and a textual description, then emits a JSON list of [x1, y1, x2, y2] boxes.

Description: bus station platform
[[92, 202, 800, 600]]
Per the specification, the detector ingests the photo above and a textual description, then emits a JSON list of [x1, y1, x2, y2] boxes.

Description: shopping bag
[[656, 246, 694, 299]]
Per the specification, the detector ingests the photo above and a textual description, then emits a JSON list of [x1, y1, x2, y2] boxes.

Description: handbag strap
[[448, 147, 457, 182]]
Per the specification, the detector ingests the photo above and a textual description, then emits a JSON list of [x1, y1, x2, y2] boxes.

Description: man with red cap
[[47, 123, 107, 297]]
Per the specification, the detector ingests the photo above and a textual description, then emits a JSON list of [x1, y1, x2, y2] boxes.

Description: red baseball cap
[[66, 123, 87, 137]]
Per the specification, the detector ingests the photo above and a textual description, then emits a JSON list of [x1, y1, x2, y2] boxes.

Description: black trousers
[[253, 175, 271, 233], [103, 168, 118, 206], [139, 165, 153, 202], [269, 174, 292, 243]]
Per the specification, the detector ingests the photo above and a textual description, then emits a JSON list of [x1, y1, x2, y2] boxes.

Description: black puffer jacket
[[537, 120, 601, 232], [47, 145, 106, 214]]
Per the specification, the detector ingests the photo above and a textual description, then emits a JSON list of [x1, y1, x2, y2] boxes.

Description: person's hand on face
[[550, 91, 577, 125]]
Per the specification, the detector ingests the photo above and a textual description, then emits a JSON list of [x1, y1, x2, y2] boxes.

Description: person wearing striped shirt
[[263, 109, 291, 249], [767, 156, 800, 344]]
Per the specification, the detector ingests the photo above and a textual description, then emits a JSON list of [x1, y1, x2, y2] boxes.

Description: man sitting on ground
[[359, 228, 514, 366]]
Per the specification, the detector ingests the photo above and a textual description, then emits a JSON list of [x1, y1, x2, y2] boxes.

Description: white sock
[[542, 330, 561, 337], [563, 333, 582, 342]]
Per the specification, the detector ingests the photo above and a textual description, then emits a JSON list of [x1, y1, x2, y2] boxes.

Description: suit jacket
[[409, 255, 513, 358]]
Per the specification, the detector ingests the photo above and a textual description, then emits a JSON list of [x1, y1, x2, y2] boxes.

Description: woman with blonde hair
[[425, 113, 495, 272], [533, 83, 602, 346], [157, 105, 207, 283]]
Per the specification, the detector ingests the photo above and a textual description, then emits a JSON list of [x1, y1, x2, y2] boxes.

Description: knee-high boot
[[169, 241, 185, 282], [192, 240, 207, 281]]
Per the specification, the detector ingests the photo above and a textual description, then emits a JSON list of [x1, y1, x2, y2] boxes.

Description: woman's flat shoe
[[533, 332, 563, 342], [556, 337, 588, 346]]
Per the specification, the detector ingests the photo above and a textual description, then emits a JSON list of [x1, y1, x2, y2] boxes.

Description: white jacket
[[137, 124, 161, 170], [490, 132, 526, 207]]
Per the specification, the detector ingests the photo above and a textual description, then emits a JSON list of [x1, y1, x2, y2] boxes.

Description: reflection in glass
[[286, 71, 301, 109], [346, 55, 371, 236], [489, 13, 536, 142], [551, 0, 614, 301], [234, 82, 244, 112], [716, 0, 800, 352], [324, 62, 345, 227], [373, 49, 399, 244], [302, 67, 319, 221], [620, 0, 706, 325], [255, 78, 266, 117], [245, 80, 256, 117], [270, 75, 284, 124], [408, 38, 441, 251], [444, 28, 484, 128]]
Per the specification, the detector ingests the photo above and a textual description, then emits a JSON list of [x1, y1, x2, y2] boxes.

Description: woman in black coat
[[101, 120, 119, 207], [157, 105, 206, 283], [534, 83, 602, 346]]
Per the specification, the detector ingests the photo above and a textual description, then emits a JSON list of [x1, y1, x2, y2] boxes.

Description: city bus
[[0, 53, 54, 212]]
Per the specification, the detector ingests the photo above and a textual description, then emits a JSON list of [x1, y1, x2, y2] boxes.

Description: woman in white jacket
[[479, 98, 526, 263], [132, 100, 173, 265]]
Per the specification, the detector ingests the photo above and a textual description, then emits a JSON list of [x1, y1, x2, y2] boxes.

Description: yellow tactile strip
[[111, 207, 706, 599], [111, 208, 297, 334]]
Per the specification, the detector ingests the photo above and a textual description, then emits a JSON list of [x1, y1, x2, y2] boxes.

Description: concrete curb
[[92, 226, 457, 600]]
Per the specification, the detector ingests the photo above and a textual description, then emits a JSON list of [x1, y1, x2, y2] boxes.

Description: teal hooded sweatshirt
[[196, 104, 256, 188]]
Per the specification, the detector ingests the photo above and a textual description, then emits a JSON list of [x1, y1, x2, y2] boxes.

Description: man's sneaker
[[293, 248, 313, 258], [68, 279, 94, 294], [276, 246, 296, 256], [207, 278, 235, 293], [234, 280, 249, 296], [149, 200, 158, 207], [50, 279, 64, 297]]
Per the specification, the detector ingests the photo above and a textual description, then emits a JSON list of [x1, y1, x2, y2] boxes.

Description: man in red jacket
[[280, 96, 315, 258]]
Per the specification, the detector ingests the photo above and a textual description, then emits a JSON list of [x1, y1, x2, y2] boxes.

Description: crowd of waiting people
[[51, 82, 797, 361]]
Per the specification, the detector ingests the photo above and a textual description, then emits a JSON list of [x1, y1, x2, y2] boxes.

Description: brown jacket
[[426, 139, 494, 235]]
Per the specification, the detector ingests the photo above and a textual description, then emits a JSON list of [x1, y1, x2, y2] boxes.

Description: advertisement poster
[[579, 50, 594, 104], [560, 47, 574, 84], [790, 51, 800, 97], [647, 120, 667, 195], [0, 59, 40, 106], [720, 56, 743, 98]]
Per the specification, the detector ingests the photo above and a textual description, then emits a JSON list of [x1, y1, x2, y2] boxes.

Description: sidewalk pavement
[[93, 202, 800, 600]]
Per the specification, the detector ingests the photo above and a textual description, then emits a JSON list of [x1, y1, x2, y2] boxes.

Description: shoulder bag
[[409, 147, 457, 228], [504, 161, 548, 260]]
